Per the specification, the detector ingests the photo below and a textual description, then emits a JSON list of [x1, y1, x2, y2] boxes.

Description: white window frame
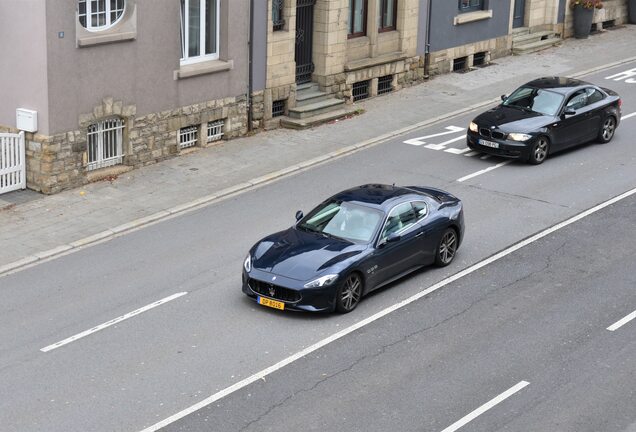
[[180, 125, 199, 149], [78, 0, 126, 31], [180, 0, 221, 65], [207, 120, 224, 142], [87, 118, 125, 171]]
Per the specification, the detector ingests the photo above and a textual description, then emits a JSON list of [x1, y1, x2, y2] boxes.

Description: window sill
[[76, 3, 137, 47], [345, 51, 407, 72], [174, 59, 234, 80], [454, 10, 493, 25]]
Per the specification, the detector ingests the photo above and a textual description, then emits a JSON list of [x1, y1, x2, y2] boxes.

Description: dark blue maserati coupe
[[242, 184, 464, 313]]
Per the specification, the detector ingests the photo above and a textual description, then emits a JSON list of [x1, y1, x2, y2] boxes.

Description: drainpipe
[[423, 0, 433, 80], [247, 0, 254, 132]]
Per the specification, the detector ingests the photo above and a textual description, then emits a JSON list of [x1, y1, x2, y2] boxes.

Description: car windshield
[[503, 86, 565, 116], [298, 200, 383, 243]]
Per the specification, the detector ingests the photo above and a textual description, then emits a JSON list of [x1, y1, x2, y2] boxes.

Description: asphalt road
[[1, 62, 635, 432]]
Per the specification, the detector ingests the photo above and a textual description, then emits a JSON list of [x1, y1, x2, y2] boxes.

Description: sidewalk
[[2, 26, 636, 274]]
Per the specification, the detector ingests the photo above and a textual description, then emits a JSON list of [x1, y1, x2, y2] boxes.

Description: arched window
[[78, 0, 126, 31]]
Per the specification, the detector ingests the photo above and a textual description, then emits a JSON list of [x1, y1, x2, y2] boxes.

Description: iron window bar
[[378, 75, 393, 95], [272, 100, 286, 118], [87, 118, 125, 171], [207, 120, 224, 142], [352, 80, 370, 101], [179, 125, 199, 149]]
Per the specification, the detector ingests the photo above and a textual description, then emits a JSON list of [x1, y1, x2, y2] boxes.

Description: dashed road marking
[[456, 161, 512, 183], [607, 310, 636, 332]]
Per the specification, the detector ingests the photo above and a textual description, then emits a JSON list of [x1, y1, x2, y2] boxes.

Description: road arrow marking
[[404, 125, 465, 146]]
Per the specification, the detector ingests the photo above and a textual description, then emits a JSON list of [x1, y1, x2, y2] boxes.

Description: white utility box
[[16, 108, 38, 132]]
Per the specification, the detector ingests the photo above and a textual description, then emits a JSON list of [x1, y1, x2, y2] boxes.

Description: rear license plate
[[479, 139, 499, 149], [258, 296, 285, 310]]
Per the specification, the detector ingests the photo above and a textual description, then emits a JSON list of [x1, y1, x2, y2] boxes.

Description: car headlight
[[508, 133, 532, 142], [469, 121, 479, 133], [243, 254, 252, 273], [304, 274, 339, 288]]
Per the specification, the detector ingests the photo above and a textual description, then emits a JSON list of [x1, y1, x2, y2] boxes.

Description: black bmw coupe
[[467, 77, 621, 164], [242, 184, 464, 313]]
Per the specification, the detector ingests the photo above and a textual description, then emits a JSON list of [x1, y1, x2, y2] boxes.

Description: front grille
[[491, 131, 506, 140], [248, 278, 301, 303], [479, 128, 491, 138]]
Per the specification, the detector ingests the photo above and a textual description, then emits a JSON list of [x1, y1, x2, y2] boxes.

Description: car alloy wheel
[[599, 116, 616, 143], [435, 228, 458, 267], [529, 137, 549, 165], [336, 273, 362, 313]]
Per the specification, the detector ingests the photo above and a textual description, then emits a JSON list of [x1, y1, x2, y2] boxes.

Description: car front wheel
[[528, 136, 549, 165], [336, 273, 362, 313], [598, 116, 616, 143]]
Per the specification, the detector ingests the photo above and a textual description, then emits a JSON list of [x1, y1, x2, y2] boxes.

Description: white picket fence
[[0, 132, 26, 195]]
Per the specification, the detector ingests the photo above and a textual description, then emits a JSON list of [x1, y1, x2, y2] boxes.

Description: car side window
[[381, 202, 416, 240], [412, 201, 428, 221], [566, 90, 588, 111], [585, 88, 605, 105]]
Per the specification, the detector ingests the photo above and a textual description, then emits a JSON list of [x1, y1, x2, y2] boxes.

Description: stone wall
[[4, 94, 251, 194], [427, 35, 511, 76]]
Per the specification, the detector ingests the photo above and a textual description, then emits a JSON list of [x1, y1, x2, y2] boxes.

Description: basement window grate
[[272, 100, 285, 117], [453, 56, 468, 72], [352, 80, 370, 101], [207, 120, 224, 142], [473, 52, 487, 66], [378, 75, 393, 95], [602, 19, 616, 29], [179, 125, 198, 149]]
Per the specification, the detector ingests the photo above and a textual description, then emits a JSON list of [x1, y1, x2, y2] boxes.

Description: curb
[[2, 58, 634, 277]]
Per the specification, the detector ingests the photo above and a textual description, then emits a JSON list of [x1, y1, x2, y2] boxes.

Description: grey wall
[[45, 0, 250, 135], [252, 0, 266, 92], [0, 0, 50, 134], [416, 0, 430, 56], [428, 0, 511, 52]]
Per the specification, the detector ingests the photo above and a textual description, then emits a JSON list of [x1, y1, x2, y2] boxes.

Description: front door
[[295, 0, 315, 84], [513, 0, 526, 28]]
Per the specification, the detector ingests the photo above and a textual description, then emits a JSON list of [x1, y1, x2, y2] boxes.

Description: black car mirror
[[500, 94, 507, 102], [295, 210, 303, 222], [563, 109, 576, 116]]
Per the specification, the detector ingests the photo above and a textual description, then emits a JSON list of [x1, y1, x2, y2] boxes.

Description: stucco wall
[[0, 0, 49, 134], [428, 0, 511, 52], [45, 0, 250, 135]]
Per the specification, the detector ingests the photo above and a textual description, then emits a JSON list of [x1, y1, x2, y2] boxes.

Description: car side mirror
[[500, 94, 507, 102], [295, 210, 303, 222], [563, 109, 576, 116], [386, 233, 401, 243]]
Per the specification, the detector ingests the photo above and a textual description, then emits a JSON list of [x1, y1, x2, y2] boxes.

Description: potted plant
[[570, 0, 603, 39]]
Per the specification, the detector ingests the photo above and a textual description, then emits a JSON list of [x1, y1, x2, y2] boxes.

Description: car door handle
[[415, 231, 425, 238]]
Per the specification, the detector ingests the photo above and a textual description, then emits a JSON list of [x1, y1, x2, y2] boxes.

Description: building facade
[[0, 0, 261, 194]]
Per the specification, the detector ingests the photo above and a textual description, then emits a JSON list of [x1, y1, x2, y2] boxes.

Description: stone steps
[[280, 107, 359, 130], [512, 30, 561, 55], [288, 98, 345, 119]]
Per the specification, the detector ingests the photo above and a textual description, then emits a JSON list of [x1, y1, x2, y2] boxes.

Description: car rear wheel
[[528, 136, 549, 165], [435, 228, 458, 267], [336, 273, 362, 313], [598, 116, 616, 143]]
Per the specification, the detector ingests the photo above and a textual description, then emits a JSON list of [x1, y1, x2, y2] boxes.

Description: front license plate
[[258, 296, 285, 310], [479, 138, 499, 149]]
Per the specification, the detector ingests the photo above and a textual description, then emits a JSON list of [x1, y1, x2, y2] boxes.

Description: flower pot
[[629, 0, 636, 24], [572, 5, 594, 39]]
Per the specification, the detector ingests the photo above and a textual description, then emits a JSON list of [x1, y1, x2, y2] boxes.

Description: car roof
[[522, 77, 594, 95], [331, 184, 424, 210]]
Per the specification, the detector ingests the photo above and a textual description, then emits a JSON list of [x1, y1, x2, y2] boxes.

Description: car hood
[[474, 105, 556, 133], [251, 228, 365, 281]]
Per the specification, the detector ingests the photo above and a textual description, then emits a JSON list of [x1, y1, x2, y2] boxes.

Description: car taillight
[[618, 98, 622, 108]]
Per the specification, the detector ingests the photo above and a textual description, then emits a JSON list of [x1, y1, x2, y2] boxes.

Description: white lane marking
[[456, 160, 512, 183], [439, 381, 530, 432], [138, 186, 636, 432], [424, 135, 466, 150], [40, 292, 188, 353], [605, 68, 636, 83], [445, 147, 472, 155], [404, 126, 465, 146], [622, 112, 636, 120], [607, 310, 636, 331]]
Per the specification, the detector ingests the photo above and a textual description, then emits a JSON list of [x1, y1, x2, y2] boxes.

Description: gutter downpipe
[[247, 0, 254, 132], [424, 0, 433, 80]]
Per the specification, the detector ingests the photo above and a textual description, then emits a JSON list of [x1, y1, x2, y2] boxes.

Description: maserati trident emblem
[[268, 285, 276, 297]]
